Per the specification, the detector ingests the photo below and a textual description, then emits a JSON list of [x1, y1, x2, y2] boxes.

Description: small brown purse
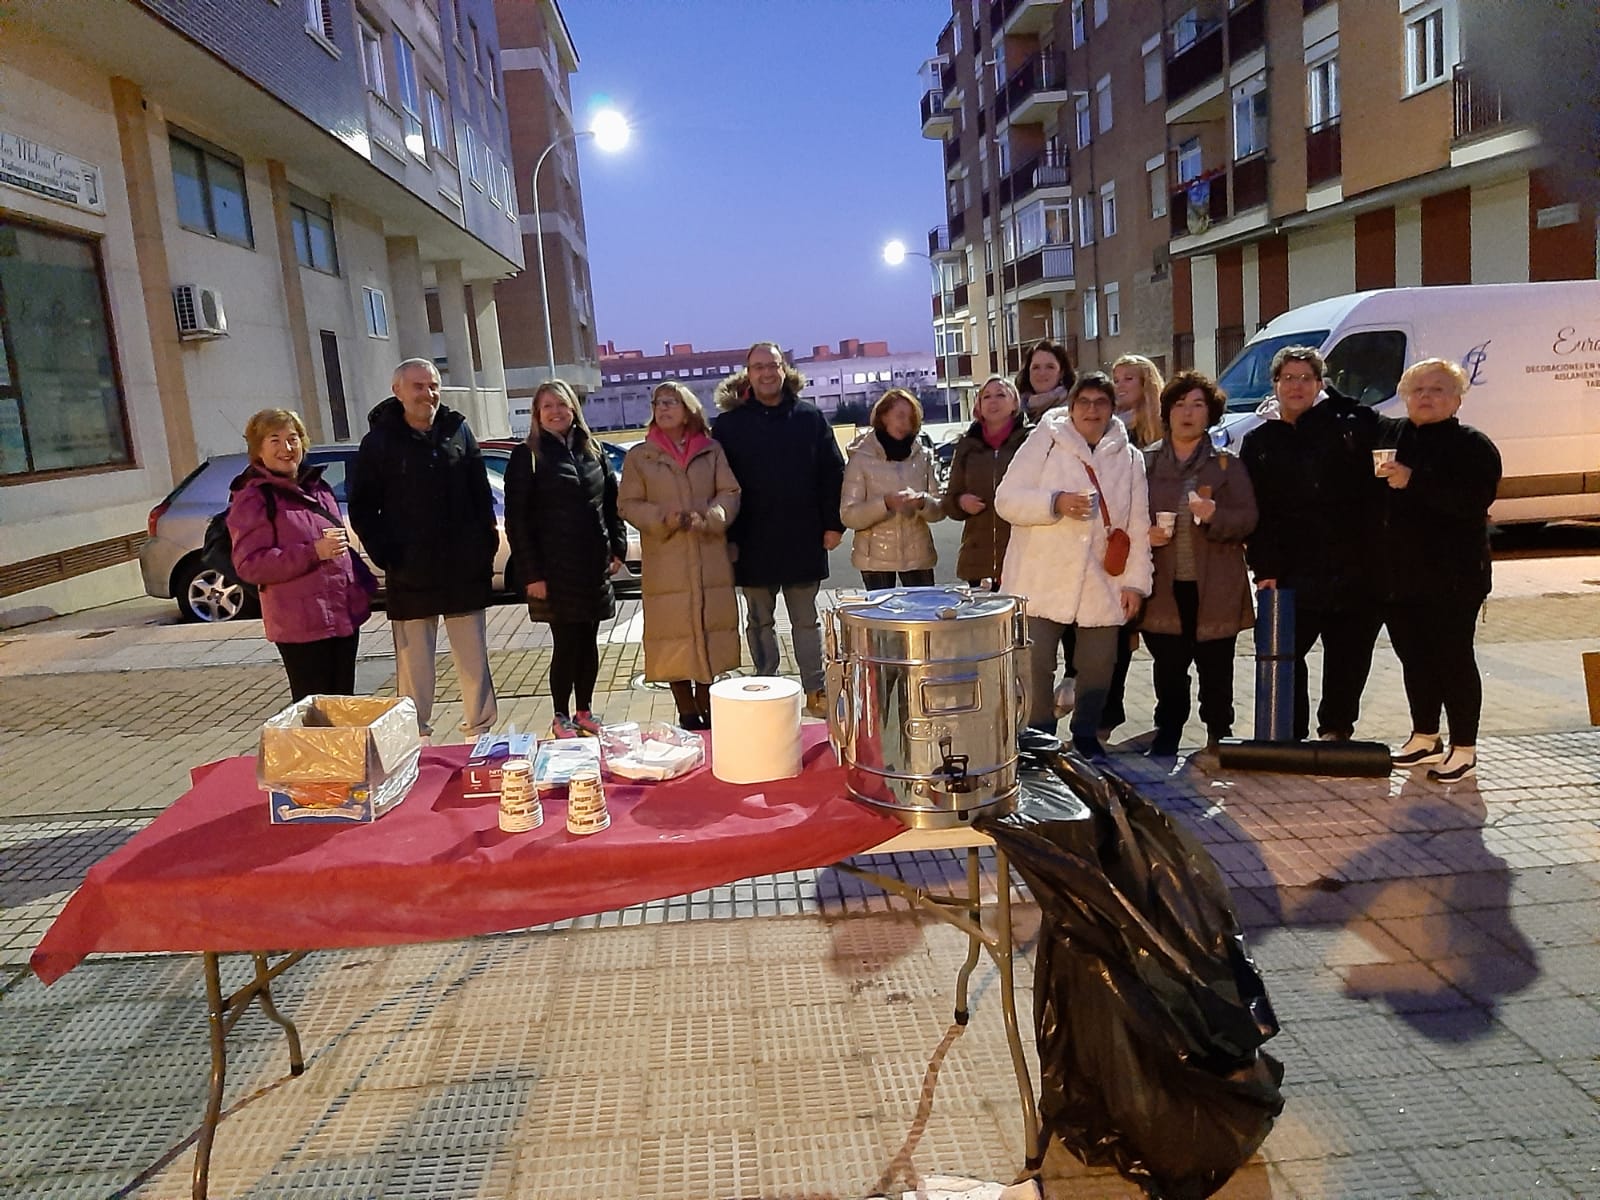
[[1083, 464, 1130, 576]]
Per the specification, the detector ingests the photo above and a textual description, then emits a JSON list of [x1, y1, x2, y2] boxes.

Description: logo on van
[[1462, 341, 1491, 386]]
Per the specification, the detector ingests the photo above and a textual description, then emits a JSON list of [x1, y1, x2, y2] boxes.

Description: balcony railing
[[921, 88, 952, 133], [928, 224, 951, 256], [939, 57, 956, 94], [935, 353, 974, 382], [1166, 23, 1223, 101], [1170, 171, 1229, 237], [949, 210, 966, 242], [999, 147, 1070, 209], [1228, 0, 1265, 61], [952, 281, 969, 310], [1453, 64, 1510, 140], [1306, 119, 1342, 186], [1233, 154, 1268, 211], [943, 136, 962, 172], [1012, 243, 1075, 290], [995, 51, 1070, 124]]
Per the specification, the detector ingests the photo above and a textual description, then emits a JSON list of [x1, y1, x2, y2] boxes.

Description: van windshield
[[1217, 331, 1331, 412]]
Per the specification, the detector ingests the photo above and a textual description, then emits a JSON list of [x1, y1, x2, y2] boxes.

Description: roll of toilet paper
[[710, 676, 804, 784]]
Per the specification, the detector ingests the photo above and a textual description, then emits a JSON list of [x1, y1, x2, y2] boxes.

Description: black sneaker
[[1392, 735, 1445, 767], [1147, 731, 1181, 757]]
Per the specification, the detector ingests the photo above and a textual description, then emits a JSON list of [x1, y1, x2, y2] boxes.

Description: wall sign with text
[[0, 130, 105, 215]]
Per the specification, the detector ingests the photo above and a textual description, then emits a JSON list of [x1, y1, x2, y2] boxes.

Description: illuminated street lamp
[[883, 238, 962, 421], [532, 109, 630, 380]]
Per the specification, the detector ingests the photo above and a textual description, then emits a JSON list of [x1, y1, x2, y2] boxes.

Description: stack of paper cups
[[565, 769, 610, 835], [498, 759, 542, 832], [709, 677, 804, 783]]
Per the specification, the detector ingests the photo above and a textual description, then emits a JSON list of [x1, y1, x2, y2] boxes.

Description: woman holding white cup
[[1140, 372, 1258, 757]]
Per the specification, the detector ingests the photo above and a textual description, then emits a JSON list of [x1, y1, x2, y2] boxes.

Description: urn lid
[[835, 585, 1016, 625]]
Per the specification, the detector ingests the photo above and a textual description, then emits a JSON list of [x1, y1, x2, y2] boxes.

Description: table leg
[[952, 847, 984, 1025], [994, 849, 1043, 1170], [251, 953, 305, 1076]]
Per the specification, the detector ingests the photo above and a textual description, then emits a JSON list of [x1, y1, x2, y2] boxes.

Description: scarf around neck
[[875, 428, 915, 462], [648, 424, 711, 467]]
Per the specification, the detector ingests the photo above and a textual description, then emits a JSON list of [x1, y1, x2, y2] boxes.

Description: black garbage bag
[[975, 731, 1284, 1199]]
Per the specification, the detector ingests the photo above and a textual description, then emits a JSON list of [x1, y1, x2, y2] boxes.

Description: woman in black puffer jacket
[[505, 380, 628, 738]]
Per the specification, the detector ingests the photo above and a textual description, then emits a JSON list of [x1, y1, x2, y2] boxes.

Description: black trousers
[[1386, 597, 1484, 745], [549, 620, 601, 715], [1102, 620, 1138, 733], [277, 633, 360, 702], [1293, 605, 1384, 739], [860, 568, 936, 590], [1143, 581, 1238, 741], [669, 680, 711, 719]]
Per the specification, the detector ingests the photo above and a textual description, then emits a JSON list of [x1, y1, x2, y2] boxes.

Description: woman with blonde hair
[[618, 381, 742, 730], [1111, 354, 1165, 448], [840, 388, 943, 589], [505, 379, 627, 738], [942, 375, 1030, 588], [226, 408, 372, 700]]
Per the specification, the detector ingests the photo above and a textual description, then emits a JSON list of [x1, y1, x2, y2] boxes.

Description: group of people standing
[[225, 337, 1499, 784]]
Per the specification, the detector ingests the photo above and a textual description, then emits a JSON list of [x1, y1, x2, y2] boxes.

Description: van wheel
[[174, 556, 253, 622]]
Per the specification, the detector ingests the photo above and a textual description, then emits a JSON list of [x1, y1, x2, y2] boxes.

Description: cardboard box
[[258, 695, 421, 824], [464, 731, 537, 800]]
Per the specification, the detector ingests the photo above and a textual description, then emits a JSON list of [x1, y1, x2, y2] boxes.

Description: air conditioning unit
[[172, 284, 228, 339]]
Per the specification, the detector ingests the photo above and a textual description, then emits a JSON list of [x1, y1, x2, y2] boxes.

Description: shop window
[[169, 131, 253, 247], [0, 220, 132, 477]]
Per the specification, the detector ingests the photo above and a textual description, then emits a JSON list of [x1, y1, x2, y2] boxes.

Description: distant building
[[579, 339, 940, 432], [2, 0, 522, 623]]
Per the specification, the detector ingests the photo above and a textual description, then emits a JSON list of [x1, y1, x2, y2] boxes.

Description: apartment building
[[920, 0, 1597, 386], [0, 0, 525, 624], [573, 342, 750, 431], [492, 0, 601, 401]]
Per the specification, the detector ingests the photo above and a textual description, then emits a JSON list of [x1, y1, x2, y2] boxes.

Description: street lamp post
[[883, 238, 962, 422], [531, 110, 629, 384]]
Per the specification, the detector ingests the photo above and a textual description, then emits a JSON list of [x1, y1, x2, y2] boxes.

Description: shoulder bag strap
[[1081, 463, 1115, 533]]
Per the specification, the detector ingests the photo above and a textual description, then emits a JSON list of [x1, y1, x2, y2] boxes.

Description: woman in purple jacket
[[227, 408, 372, 700]]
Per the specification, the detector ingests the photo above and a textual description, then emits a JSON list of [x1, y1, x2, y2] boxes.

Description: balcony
[[948, 210, 966, 242], [995, 52, 1071, 127], [1166, 24, 1223, 102], [1233, 153, 1268, 211], [936, 353, 974, 382], [944, 134, 963, 177], [1012, 243, 1075, 299], [928, 224, 955, 257], [1171, 171, 1229, 237], [1306, 119, 1342, 186], [999, 147, 1070, 210], [1228, 0, 1265, 62], [939, 57, 957, 96], [921, 88, 954, 138], [952, 280, 969, 310], [996, 0, 1056, 36], [1453, 64, 1511, 140]]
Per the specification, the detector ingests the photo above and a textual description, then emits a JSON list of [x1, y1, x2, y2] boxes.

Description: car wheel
[[175, 556, 252, 622]]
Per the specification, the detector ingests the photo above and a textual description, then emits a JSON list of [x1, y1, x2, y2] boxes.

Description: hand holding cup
[[316, 527, 348, 560]]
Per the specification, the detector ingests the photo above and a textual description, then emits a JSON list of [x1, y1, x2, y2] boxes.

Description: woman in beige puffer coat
[[839, 389, 943, 589], [618, 382, 742, 729]]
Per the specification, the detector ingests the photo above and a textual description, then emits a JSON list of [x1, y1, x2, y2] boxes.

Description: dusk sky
[[562, 1, 950, 360]]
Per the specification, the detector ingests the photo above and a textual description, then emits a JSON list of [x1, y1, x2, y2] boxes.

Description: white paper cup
[[1156, 511, 1177, 534], [1080, 490, 1099, 519], [1372, 448, 1397, 474]]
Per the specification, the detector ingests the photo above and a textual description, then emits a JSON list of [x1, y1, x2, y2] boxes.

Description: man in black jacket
[[1241, 346, 1382, 741], [349, 358, 499, 741], [713, 342, 845, 718]]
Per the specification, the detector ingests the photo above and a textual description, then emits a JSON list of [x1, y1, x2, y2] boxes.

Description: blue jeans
[[741, 582, 824, 692]]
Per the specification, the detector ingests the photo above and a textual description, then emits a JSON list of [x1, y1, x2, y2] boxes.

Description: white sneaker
[[1392, 733, 1445, 767], [1428, 745, 1477, 782], [1053, 677, 1076, 718]]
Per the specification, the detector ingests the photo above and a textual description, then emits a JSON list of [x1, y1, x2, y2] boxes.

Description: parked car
[[141, 448, 517, 622]]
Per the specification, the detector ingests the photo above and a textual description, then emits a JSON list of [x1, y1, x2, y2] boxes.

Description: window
[[1074, 95, 1091, 148], [1308, 56, 1340, 127], [1077, 194, 1095, 245], [1176, 136, 1203, 183], [499, 162, 515, 215], [1045, 202, 1070, 245], [1003, 303, 1019, 347], [1070, 0, 1085, 47], [1104, 283, 1121, 337], [363, 286, 389, 338], [426, 86, 450, 157], [1233, 76, 1268, 159], [1143, 37, 1163, 102], [358, 18, 385, 97], [488, 50, 499, 98], [467, 19, 483, 74], [0, 219, 132, 477], [169, 132, 253, 247], [1172, 6, 1200, 52], [1100, 180, 1118, 237], [289, 191, 338, 274], [1095, 75, 1112, 134], [1404, 1, 1457, 93], [983, 239, 994, 272], [1083, 287, 1100, 340], [1325, 330, 1408, 406], [1147, 153, 1168, 219], [1093, 0, 1108, 25], [393, 33, 425, 157], [464, 125, 484, 189], [303, 0, 335, 42]]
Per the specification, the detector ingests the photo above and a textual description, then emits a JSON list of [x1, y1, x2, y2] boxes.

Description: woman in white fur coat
[[995, 371, 1154, 758]]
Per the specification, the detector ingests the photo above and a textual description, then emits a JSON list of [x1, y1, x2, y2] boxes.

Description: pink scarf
[[647, 424, 711, 467], [981, 416, 1017, 451]]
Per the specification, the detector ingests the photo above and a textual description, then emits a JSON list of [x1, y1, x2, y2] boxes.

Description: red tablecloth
[[32, 726, 905, 984]]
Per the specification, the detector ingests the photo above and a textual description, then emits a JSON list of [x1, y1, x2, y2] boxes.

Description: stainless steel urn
[[824, 586, 1029, 828]]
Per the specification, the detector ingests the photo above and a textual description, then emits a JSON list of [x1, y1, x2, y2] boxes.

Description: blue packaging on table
[[465, 730, 537, 799]]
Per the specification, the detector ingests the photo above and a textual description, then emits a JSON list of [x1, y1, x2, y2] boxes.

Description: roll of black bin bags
[[1254, 586, 1295, 743]]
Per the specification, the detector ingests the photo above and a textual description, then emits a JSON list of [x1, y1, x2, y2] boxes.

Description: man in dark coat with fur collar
[[712, 342, 845, 718]]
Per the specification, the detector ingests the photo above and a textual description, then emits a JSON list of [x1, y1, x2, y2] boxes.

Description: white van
[[1211, 280, 1600, 525]]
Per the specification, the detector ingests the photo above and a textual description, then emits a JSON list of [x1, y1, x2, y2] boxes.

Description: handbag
[[1082, 464, 1131, 577]]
